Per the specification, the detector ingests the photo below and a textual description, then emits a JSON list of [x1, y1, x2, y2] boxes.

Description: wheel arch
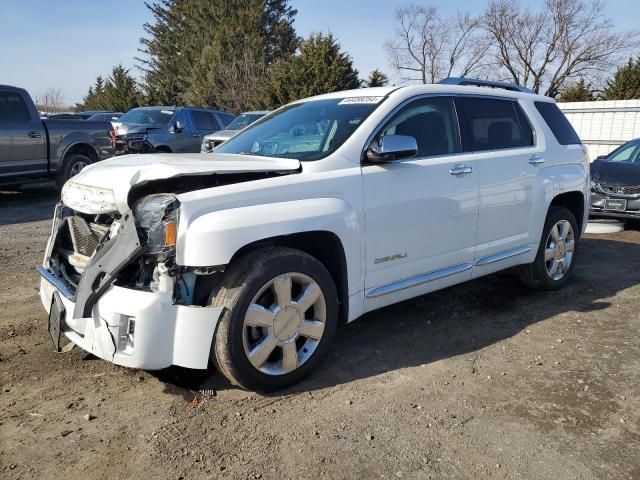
[[228, 231, 349, 323], [549, 191, 585, 234], [53, 133, 101, 172]]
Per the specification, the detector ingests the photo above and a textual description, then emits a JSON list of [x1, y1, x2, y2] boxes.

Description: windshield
[[216, 97, 385, 161], [119, 108, 175, 126], [227, 113, 266, 131], [606, 142, 640, 163]]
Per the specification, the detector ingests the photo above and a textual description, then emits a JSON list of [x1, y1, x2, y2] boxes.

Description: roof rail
[[438, 77, 534, 94]]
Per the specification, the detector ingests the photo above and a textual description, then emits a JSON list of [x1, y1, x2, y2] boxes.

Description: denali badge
[[374, 253, 408, 264]]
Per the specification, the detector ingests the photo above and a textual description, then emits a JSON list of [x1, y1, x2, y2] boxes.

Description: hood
[[61, 152, 301, 214], [204, 130, 237, 141], [591, 159, 640, 186], [115, 123, 165, 136]]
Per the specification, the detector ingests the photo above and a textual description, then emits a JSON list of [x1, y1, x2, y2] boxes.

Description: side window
[[379, 96, 460, 157], [191, 110, 215, 131], [534, 101, 581, 145], [456, 97, 531, 152], [0, 92, 31, 123]]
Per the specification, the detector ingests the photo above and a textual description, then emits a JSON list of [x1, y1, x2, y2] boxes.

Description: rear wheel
[[520, 206, 579, 290], [210, 246, 338, 392], [56, 153, 91, 191]]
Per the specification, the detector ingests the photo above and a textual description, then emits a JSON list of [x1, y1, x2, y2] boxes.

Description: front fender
[[176, 197, 361, 289]]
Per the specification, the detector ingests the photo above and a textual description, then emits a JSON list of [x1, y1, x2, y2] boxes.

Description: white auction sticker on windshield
[[161, 110, 175, 115], [338, 96, 384, 105]]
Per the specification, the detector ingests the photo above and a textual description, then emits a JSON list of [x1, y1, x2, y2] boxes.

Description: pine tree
[[557, 79, 594, 102], [77, 65, 142, 112], [600, 57, 640, 100], [137, 0, 298, 108], [365, 69, 389, 87], [265, 33, 360, 107]]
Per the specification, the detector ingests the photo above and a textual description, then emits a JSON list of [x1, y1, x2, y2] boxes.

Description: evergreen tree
[[77, 65, 142, 112], [557, 79, 594, 102], [600, 57, 640, 100], [137, 0, 298, 108], [265, 33, 360, 107], [364, 69, 389, 87]]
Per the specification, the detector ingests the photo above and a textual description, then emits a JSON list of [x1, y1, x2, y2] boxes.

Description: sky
[[1, 0, 638, 104]]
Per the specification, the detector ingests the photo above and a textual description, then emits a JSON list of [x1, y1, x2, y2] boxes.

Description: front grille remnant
[[600, 184, 640, 196], [67, 216, 108, 257]]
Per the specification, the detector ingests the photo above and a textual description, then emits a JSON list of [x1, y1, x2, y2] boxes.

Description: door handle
[[529, 155, 545, 165], [449, 165, 473, 175], [28, 131, 41, 139]]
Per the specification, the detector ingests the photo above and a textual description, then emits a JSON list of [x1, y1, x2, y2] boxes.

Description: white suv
[[39, 78, 589, 391]]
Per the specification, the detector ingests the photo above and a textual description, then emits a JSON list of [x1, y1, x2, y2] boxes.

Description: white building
[[558, 100, 640, 160]]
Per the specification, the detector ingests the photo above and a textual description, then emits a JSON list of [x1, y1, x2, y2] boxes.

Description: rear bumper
[[39, 269, 222, 370]]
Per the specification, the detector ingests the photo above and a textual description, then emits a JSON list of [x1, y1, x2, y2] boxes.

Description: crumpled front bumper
[[39, 272, 222, 370], [39, 204, 222, 370]]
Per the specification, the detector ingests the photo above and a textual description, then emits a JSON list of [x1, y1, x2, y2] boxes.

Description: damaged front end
[[38, 192, 222, 370]]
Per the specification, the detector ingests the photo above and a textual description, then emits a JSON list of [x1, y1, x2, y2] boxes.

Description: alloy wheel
[[69, 161, 88, 178], [242, 272, 327, 375], [544, 220, 575, 281]]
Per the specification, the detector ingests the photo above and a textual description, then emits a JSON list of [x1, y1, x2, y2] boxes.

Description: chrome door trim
[[475, 245, 532, 266], [365, 262, 473, 298]]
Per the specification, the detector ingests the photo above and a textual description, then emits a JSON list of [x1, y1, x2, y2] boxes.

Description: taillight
[[109, 130, 116, 149]]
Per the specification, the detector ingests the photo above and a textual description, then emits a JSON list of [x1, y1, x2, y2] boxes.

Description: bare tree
[[484, 0, 638, 96], [35, 88, 67, 114], [385, 5, 491, 84], [207, 51, 269, 113]]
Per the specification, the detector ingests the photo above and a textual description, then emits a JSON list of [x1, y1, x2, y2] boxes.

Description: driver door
[[362, 96, 480, 309]]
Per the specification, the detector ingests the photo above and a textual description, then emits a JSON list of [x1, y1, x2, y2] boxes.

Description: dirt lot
[[1, 188, 639, 480]]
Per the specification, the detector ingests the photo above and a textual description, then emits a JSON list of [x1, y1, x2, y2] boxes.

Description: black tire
[[56, 153, 91, 191], [520, 206, 579, 290], [210, 246, 338, 392]]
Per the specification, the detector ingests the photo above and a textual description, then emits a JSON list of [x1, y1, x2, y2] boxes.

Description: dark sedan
[[590, 139, 640, 220]]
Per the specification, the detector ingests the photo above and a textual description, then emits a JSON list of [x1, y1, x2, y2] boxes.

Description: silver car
[[201, 111, 269, 152]]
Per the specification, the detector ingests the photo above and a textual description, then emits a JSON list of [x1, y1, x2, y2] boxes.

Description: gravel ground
[[1, 187, 639, 480]]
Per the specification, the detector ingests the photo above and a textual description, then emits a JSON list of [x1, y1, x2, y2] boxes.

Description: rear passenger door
[[187, 110, 219, 153], [0, 90, 47, 178], [454, 96, 540, 274]]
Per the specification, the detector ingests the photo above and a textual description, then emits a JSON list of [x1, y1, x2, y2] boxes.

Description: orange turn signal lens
[[164, 222, 176, 247]]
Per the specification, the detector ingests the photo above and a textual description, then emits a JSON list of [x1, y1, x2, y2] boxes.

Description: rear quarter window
[[534, 101, 581, 145]]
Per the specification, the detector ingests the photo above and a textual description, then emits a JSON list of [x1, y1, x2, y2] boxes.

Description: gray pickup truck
[[0, 85, 115, 189]]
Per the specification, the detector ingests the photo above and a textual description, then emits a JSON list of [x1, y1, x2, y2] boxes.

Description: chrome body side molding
[[366, 262, 473, 298], [475, 245, 532, 266]]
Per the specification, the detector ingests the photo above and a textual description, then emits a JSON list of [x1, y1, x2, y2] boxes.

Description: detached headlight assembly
[[133, 194, 179, 256]]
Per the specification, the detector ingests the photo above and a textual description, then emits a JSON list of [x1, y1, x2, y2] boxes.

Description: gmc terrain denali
[[39, 79, 589, 391]]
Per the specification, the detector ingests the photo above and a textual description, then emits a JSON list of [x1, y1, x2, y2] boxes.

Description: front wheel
[[520, 206, 579, 290], [210, 247, 338, 392]]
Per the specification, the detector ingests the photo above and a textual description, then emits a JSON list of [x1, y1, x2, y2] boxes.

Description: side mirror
[[172, 121, 183, 133], [366, 135, 418, 163]]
